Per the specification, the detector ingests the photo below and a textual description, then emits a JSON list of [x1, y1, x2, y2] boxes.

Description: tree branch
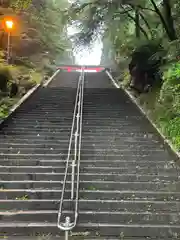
[[121, 5, 149, 39], [139, 12, 153, 37], [149, 0, 173, 40]]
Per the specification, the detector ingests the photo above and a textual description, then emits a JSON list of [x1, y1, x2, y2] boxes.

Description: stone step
[[0, 172, 178, 182], [0, 153, 168, 161], [1, 189, 179, 201], [1, 210, 180, 226], [1, 125, 154, 131], [0, 180, 177, 191], [0, 237, 122, 240], [1, 237, 167, 240], [1, 222, 179, 237], [0, 158, 173, 167], [0, 135, 159, 143], [0, 148, 166, 155], [0, 142, 161, 150], [0, 165, 177, 175], [0, 199, 179, 213]]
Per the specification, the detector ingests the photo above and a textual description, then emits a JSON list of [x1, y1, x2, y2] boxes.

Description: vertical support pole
[[7, 31, 10, 64], [71, 158, 76, 200], [65, 230, 68, 240], [64, 216, 70, 240]]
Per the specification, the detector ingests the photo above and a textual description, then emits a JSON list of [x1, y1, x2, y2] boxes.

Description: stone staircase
[[0, 71, 180, 239]]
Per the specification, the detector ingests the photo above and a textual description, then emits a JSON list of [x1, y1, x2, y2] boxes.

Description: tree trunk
[[150, 0, 177, 41], [163, 0, 177, 40], [135, 8, 140, 38]]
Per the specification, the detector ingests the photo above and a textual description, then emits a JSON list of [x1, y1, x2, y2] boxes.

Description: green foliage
[[11, 0, 32, 10], [0, 0, 73, 122], [137, 62, 180, 151], [29, 70, 42, 84], [0, 0, 74, 69], [0, 62, 42, 120], [15, 194, 29, 200], [159, 63, 180, 119], [121, 69, 131, 88], [0, 97, 16, 119], [0, 66, 12, 92], [162, 62, 180, 83], [160, 117, 180, 150], [0, 66, 12, 79], [0, 104, 9, 118], [131, 41, 164, 71]]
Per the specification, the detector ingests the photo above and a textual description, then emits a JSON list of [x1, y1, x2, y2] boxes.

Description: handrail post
[[65, 216, 70, 240], [71, 158, 76, 200]]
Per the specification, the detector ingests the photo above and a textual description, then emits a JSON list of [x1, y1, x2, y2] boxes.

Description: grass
[[87, 185, 97, 190], [0, 185, 5, 189], [0, 96, 17, 120], [70, 231, 90, 237], [37, 234, 52, 240], [0, 235, 8, 239], [15, 195, 29, 200], [137, 88, 180, 152]]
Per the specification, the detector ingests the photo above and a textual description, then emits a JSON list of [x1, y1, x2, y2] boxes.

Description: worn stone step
[[0, 237, 122, 240], [0, 143, 161, 150], [1, 153, 168, 161], [0, 165, 177, 175], [1, 189, 179, 201], [8, 114, 74, 120], [0, 135, 159, 143], [0, 180, 177, 191], [2, 237, 121, 240], [9, 116, 144, 121], [17, 106, 137, 110], [0, 159, 174, 167], [2, 121, 142, 127], [10, 117, 74, 121], [1, 222, 180, 238], [1, 126, 155, 134], [0, 148, 166, 155], [2, 129, 155, 136], [1, 125, 72, 130], [0, 199, 179, 213], [0, 172, 178, 182], [0, 210, 180, 226]]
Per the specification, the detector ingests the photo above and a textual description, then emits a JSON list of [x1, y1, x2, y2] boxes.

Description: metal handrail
[[57, 67, 85, 234]]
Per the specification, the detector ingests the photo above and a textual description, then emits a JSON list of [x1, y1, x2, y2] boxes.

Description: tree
[[0, 0, 74, 68], [67, 0, 178, 44]]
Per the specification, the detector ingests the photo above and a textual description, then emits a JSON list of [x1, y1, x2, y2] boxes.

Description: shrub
[[129, 41, 164, 92], [160, 117, 180, 150], [131, 60, 180, 151], [44, 65, 56, 76], [0, 104, 9, 119], [159, 63, 180, 118], [151, 62, 180, 150], [0, 66, 12, 92], [29, 70, 42, 84], [122, 69, 131, 88]]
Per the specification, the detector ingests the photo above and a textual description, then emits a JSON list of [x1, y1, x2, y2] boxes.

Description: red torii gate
[[57, 65, 105, 72]]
